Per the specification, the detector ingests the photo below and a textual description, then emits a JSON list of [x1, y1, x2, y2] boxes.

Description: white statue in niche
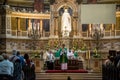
[[61, 7, 71, 37]]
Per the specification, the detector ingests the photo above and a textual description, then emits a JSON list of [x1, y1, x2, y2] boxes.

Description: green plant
[[81, 43, 86, 51], [92, 53, 101, 58], [31, 51, 40, 59], [92, 48, 101, 58]]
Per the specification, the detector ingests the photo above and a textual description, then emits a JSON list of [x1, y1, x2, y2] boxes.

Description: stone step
[[36, 78, 102, 80], [36, 72, 102, 80]]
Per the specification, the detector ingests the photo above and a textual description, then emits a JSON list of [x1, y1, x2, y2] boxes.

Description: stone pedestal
[[91, 58, 102, 72], [33, 58, 44, 72]]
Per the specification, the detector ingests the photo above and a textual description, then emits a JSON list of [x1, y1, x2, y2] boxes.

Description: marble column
[[55, 18, 58, 37], [75, 18, 78, 36], [112, 24, 115, 36], [28, 18, 31, 31], [16, 17, 21, 36], [73, 18, 77, 37], [40, 19, 43, 37], [28, 18, 31, 36], [112, 24, 115, 31], [73, 18, 76, 36], [50, 5, 54, 37], [89, 24, 92, 36], [6, 14, 11, 36], [18, 18, 20, 31], [5, 14, 11, 53], [78, 5, 82, 37], [28, 18, 31, 29]]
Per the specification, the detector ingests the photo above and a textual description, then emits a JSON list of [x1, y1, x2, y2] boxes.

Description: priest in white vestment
[[67, 49, 75, 59]]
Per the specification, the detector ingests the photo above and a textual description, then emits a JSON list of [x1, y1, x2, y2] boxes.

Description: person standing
[[13, 58, 22, 80], [59, 44, 68, 70], [73, 50, 78, 59], [23, 53, 36, 80], [46, 50, 55, 70], [55, 47, 60, 59], [0, 54, 14, 80]]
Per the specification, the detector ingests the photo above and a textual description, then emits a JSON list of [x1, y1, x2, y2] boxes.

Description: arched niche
[[54, 1, 77, 13], [51, 1, 78, 37], [58, 6, 73, 16]]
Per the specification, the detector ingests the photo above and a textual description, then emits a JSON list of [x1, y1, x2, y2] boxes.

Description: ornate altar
[[54, 59, 83, 70]]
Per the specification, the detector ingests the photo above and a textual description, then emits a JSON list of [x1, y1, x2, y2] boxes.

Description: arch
[[54, 1, 77, 12], [59, 7, 73, 16]]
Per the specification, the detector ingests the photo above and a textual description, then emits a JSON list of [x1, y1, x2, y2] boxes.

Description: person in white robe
[[46, 50, 55, 70], [67, 49, 75, 59]]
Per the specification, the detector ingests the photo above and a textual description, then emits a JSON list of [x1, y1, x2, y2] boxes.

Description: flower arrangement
[[81, 43, 86, 51], [31, 51, 40, 59], [54, 40, 58, 48], [72, 40, 78, 50], [92, 48, 101, 58]]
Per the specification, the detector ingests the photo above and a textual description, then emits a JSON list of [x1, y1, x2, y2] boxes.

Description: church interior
[[0, 0, 120, 80]]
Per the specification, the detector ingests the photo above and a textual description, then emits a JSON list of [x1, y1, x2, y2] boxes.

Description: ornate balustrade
[[115, 30, 120, 36], [0, 30, 50, 38], [81, 30, 120, 38], [0, 29, 120, 39]]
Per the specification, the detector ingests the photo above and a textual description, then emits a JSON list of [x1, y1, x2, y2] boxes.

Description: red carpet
[[45, 69, 88, 73]]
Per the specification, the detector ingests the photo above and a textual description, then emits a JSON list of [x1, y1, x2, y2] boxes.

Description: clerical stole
[[59, 48, 68, 63], [59, 48, 68, 70]]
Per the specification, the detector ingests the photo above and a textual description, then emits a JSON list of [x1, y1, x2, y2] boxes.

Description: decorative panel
[[104, 24, 111, 30], [6, 16, 11, 29], [11, 17, 17, 30], [5, 39, 49, 52], [116, 17, 120, 30], [20, 18, 26, 31]]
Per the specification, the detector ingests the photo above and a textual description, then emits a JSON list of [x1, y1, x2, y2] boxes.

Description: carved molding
[[11, 12, 50, 19], [116, 11, 120, 17], [54, 0, 78, 12]]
